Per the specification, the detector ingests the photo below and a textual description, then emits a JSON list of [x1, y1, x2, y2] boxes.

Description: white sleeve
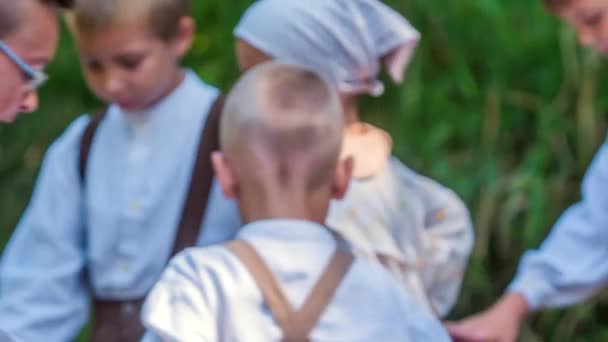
[[0, 116, 91, 341], [141, 249, 224, 342], [509, 142, 608, 310]]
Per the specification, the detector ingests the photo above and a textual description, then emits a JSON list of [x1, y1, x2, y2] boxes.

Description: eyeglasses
[[0, 40, 48, 90]]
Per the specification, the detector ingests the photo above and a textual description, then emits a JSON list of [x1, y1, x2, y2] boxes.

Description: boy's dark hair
[[543, 0, 572, 12], [0, 0, 72, 38], [73, 0, 191, 42]]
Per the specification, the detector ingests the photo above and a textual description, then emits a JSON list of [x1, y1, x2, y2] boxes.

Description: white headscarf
[[235, 0, 420, 97]]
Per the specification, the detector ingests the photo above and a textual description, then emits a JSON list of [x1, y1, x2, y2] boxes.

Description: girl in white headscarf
[[234, 0, 474, 317]]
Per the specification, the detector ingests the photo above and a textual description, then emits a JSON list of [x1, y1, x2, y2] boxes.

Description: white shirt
[[509, 139, 608, 310], [0, 71, 241, 342], [327, 157, 474, 317], [142, 219, 450, 342]]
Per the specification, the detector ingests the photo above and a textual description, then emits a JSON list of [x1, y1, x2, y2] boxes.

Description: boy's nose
[[19, 90, 39, 113], [105, 77, 126, 95], [576, 27, 596, 48]]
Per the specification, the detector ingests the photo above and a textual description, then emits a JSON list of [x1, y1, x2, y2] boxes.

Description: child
[[141, 61, 451, 342], [233, 0, 474, 317], [447, 1, 608, 341], [0, 0, 241, 340]]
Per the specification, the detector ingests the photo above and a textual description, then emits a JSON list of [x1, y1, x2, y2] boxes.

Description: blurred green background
[[1, 0, 608, 340]]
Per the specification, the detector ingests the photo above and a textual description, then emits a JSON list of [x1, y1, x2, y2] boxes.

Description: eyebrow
[[114, 50, 150, 59], [576, 8, 602, 21]]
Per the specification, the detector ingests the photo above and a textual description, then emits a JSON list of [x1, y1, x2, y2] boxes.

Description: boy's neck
[[130, 68, 186, 113], [342, 95, 360, 125], [237, 186, 330, 226], [156, 68, 186, 106]]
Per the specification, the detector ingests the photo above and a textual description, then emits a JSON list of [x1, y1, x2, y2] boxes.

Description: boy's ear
[[330, 156, 353, 200], [211, 151, 238, 200], [173, 16, 195, 58]]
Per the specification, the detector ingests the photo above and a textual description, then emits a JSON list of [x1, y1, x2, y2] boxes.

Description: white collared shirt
[[141, 219, 450, 342]]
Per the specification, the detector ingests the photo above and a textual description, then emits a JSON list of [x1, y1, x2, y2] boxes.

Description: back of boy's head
[[71, 0, 190, 40], [0, 0, 72, 38], [221, 62, 344, 192]]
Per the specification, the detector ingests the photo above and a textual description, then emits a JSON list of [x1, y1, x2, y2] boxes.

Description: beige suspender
[[226, 240, 354, 342]]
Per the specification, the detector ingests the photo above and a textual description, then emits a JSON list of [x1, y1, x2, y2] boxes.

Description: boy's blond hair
[[221, 62, 344, 191], [71, 0, 190, 41]]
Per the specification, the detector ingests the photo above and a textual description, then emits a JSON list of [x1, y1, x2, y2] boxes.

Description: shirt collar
[[237, 219, 336, 246], [119, 69, 200, 131]]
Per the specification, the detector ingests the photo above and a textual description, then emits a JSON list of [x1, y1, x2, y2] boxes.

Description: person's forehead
[[562, 0, 608, 15], [4, 1, 58, 65], [74, 20, 162, 55]]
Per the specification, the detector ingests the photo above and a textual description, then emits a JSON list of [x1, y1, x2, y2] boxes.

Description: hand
[[445, 292, 529, 342]]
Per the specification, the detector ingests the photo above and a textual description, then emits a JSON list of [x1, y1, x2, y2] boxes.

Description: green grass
[[1, 1, 607, 340]]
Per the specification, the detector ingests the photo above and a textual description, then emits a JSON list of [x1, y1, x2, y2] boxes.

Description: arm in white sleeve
[[0, 117, 91, 341], [509, 141, 608, 311]]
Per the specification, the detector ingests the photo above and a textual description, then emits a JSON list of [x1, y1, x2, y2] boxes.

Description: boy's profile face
[[73, 18, 192, 111], [558, 0, 608, 53]]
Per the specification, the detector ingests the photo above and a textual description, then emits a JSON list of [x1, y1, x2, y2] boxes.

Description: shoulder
[[41, 115, 92, 168], [346, 257, 405, 299], [160, 244, 247, 289], [346, 258, 448, 336], [185, 71, 221, 106], [388, 157, 468, 212], [49, 115, 90, 151], [167, 245, 235, 276]]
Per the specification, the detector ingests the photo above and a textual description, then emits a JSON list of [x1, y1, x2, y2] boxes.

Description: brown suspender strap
[[226, 239, 354, 341], [171, 94, 225, 256], [78, 109, 107, 182], [86, 95, 225, 342]]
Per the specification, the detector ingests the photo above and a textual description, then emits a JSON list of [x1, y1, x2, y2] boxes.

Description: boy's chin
[[116, 100, 149, 112]]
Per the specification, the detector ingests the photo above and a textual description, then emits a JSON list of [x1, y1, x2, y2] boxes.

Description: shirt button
[[118, 241, 137, 256], [122, 262, 132, 273], [129, 200, 142, 214]]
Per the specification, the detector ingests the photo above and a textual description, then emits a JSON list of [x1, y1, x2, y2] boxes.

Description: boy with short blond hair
[[0, 0, 241, 340], [141, 62, 451, 342], [71, 0, 189, 41], [233, 0, 474, 318]]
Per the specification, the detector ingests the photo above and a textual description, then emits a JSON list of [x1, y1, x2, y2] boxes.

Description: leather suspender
[[171, 95, 225, 255], [226, 239, 354, 342], [80, 95, 225, 341]]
